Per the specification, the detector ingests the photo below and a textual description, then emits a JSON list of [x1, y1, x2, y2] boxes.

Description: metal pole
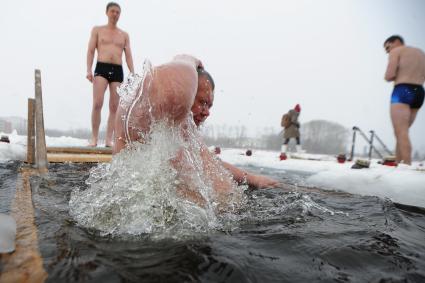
[[368, 130, 375, 160], [374, 133, 393, 156], [353, 127, 384, 159], [349, 127, 357, 161]]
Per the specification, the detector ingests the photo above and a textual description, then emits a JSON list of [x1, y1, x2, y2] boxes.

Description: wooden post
[[26, 98, 36, 164], [34, 69, 48, 172], [0, 168, 48, 283]]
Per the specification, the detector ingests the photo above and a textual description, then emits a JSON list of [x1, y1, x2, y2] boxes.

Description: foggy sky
[[1, 0, 425, 152]]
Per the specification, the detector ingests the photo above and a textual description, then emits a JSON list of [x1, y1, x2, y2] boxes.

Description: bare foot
[[88, 138, 97, 147]]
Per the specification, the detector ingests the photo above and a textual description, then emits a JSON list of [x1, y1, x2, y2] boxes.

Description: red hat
[[294, 104, 301, 112]]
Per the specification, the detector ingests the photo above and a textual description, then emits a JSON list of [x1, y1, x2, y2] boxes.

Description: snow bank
[[218, 148, 425, 208]]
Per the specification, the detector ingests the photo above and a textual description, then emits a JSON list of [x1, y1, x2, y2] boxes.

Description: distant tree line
[[202, 120, 351, 155], [4, 115, 425, 160], [300, 120, 349, 154]]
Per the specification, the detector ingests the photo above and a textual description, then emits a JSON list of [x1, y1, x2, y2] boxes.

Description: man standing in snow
[[86, 2, 134, 147], [384, 35, 425, 165]]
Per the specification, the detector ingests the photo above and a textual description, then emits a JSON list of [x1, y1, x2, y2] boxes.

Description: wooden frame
[[34, 70, 48, 172]]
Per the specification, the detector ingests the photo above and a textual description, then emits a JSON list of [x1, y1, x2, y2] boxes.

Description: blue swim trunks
[[391, 83, 425, 109]]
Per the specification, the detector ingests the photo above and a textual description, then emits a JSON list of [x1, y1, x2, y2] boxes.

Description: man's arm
[[86, 27, 98, 82], [221, 161, 280, 189], [124, 32, 134, 73], [385, 49, 399, 82]]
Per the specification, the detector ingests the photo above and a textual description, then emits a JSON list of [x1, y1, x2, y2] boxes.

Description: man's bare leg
[[105, 82, 121, 147], [395, 143, 401, 163], [390, 103, 412, 164], [90, 76, 109, 147], [409, 108, 419, 127]]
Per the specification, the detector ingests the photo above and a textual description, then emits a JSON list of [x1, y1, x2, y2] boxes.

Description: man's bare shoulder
[[94, 25, 111, 32], [90, 25, 106, 34], [398, 46, 425, 58], [396, 45, 422, 53], [117, 28, 129, 37], [407, 46, 425, 55]]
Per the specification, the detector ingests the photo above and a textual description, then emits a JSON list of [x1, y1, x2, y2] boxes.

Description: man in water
[[191, 68, 280, 189], [86, 2, 134, 147], [384, 35, 425, 165], [113, 55, 279, 190]]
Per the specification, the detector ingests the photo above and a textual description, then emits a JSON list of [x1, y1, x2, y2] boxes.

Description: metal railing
[[349, 126, 393, 161]]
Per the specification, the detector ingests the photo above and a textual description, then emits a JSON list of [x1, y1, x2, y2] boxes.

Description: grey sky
[[2, 0, 425, 151]]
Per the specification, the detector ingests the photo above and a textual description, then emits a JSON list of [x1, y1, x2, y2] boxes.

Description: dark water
[[1, 161, 425, 282]]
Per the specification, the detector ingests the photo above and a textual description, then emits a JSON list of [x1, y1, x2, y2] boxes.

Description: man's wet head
[[191, 69, 215, 126], [106, 2, 121, 24]]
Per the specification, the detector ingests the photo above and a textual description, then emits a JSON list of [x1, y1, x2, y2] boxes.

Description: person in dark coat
[[281, 104, 303, 153]]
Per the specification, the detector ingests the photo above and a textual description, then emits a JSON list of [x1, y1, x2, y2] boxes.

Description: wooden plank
[[34, 70, 48, 172], [47, 146, 112, 155], [0, 168, 47, 283], [26, 99, 36, 164], [47, 153, 112, 163]]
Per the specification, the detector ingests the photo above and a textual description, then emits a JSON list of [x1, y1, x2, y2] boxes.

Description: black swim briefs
[[94, 62, 124, 83]]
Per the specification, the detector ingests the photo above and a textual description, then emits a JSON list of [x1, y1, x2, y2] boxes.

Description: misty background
[[1, 0, 425, 156]]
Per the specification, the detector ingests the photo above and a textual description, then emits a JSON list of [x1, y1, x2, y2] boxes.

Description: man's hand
[[86, 72, 93, 83], [247, 174, 280, 189], [221, 161, 281, 189]]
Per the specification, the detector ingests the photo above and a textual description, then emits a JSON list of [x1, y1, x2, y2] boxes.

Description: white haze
[[1, 0, 425, 152]]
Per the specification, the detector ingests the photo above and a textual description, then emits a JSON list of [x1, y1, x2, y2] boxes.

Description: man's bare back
[[113, 56, 200, 153], [385, 45, 425, 85]]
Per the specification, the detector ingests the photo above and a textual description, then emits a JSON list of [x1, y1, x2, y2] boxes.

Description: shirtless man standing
[[86, 2, 134, 147], [384, 35, 425, 164]]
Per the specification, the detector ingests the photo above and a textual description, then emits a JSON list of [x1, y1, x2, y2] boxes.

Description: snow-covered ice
[[1, 132, 424, 207], [218, 148, 425, 208]]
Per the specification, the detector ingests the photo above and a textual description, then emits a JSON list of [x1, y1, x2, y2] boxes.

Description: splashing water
[[69, 62, 247, 238], [242, 190, 348, 226], [69, 122, 247, 238], [115, 60, 154, 144], [69, 61, 345, 238]]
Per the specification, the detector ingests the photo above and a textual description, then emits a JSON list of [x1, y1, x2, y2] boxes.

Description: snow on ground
[[1, 132, 424, 207], [218, 148, 425, 208], [0, 131, 27, 162], [0, 131, 88, 162]]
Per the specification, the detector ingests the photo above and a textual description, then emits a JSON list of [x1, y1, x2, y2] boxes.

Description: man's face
[[384, 40, 402, 54], [106, 6, 121, 24], [191, 76, 214, 126]]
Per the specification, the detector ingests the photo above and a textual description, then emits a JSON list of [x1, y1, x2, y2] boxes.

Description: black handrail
[[349, 126, 393, 160], [371, 131, 393, 156]]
